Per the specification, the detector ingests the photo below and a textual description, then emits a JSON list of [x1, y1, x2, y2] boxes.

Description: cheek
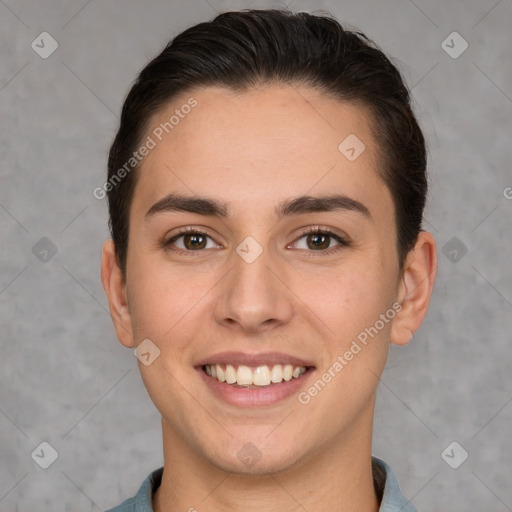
[[295, 268, 394, 422], [126, 260, 193, 346], [126, 257, 224, 369], [299, 263, 393, 341]]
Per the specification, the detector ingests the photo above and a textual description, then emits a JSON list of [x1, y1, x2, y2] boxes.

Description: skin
[[102, 84, 437, 512]]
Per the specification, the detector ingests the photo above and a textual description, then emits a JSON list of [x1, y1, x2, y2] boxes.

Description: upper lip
[[195, 351, 315, 368]]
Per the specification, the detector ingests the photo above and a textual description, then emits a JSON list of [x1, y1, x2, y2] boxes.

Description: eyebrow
[[144, 192, 371, 221]]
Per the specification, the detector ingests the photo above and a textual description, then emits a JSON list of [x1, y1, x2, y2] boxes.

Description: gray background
[[1, 0, 511, 510]]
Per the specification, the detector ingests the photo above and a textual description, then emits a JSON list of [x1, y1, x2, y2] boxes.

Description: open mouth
[[202, 363, 311, 388]]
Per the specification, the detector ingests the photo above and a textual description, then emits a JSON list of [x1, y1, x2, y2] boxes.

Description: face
[[107, 84, 417, 474]]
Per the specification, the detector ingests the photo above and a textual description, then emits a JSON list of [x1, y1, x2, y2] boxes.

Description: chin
[[203, 439, 304, 476]]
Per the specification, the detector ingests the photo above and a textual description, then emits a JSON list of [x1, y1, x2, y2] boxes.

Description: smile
[[196, 351, 315, 406], [203, 363, 307, 387]]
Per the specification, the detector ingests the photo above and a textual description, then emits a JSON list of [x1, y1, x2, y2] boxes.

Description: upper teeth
[[204, 364, 306, 386]]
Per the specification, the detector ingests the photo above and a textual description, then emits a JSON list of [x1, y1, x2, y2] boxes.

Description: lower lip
[[197, 367, 314, 407]]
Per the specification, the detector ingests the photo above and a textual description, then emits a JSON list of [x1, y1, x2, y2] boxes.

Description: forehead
[[132, 84, 391, 222]]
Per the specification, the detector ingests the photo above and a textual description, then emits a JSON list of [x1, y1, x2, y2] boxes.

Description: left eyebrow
[[275, 194, 371, 221], [144, 193, 371, 221]]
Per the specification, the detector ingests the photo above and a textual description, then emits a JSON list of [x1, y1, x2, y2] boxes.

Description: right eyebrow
[[145, 193, 229, 220]]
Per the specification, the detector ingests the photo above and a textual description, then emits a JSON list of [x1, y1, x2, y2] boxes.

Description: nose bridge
[[213, 237, 293, 332]]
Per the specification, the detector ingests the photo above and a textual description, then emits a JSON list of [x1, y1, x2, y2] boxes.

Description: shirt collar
[[372, 457, 418, 512], [117, 456, 417, 512]]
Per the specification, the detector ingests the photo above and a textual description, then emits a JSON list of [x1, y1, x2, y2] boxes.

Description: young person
[[101, 8, 437, 511]]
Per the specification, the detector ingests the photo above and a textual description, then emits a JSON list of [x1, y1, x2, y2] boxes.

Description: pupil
[[185, 234, 206, 250], [309, 233, 329, 250]]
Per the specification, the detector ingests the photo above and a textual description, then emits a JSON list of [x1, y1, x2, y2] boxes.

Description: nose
[[212, 242, 294, 335]]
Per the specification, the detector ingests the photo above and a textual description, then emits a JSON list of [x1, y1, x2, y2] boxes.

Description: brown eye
[[164, 229, 221, 253], [182, 233, 207, 250], [306, 233, 330, 250], [293, 229, 348, 252]]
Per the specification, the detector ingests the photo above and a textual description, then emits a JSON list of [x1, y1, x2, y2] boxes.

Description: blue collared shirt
[[106, 456, 418, 511]]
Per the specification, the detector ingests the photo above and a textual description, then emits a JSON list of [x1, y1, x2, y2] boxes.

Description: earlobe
[[390, 231, 437, 346], [101, 239, 135, 348]]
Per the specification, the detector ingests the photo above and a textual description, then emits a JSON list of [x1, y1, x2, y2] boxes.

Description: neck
[[153, 404, 379, 512]]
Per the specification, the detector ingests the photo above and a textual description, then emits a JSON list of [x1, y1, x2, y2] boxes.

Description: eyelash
[[163, 225, 350, 257]]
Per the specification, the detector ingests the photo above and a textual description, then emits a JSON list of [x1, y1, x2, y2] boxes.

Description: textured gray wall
[[1, 0, 511, 510]]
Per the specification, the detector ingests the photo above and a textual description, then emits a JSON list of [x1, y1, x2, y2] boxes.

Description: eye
[[164, 228, 221, 252], [290, 226, 349, 253]]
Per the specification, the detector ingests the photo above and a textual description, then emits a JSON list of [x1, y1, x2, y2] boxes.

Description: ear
[[101, 239, 135, 348], [391, 231, 437, 346]]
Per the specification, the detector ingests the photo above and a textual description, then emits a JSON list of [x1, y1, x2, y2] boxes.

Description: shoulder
[[372, 456, 419, 512], [105, 467, 164, 512], [105, 496, 136, 512]]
